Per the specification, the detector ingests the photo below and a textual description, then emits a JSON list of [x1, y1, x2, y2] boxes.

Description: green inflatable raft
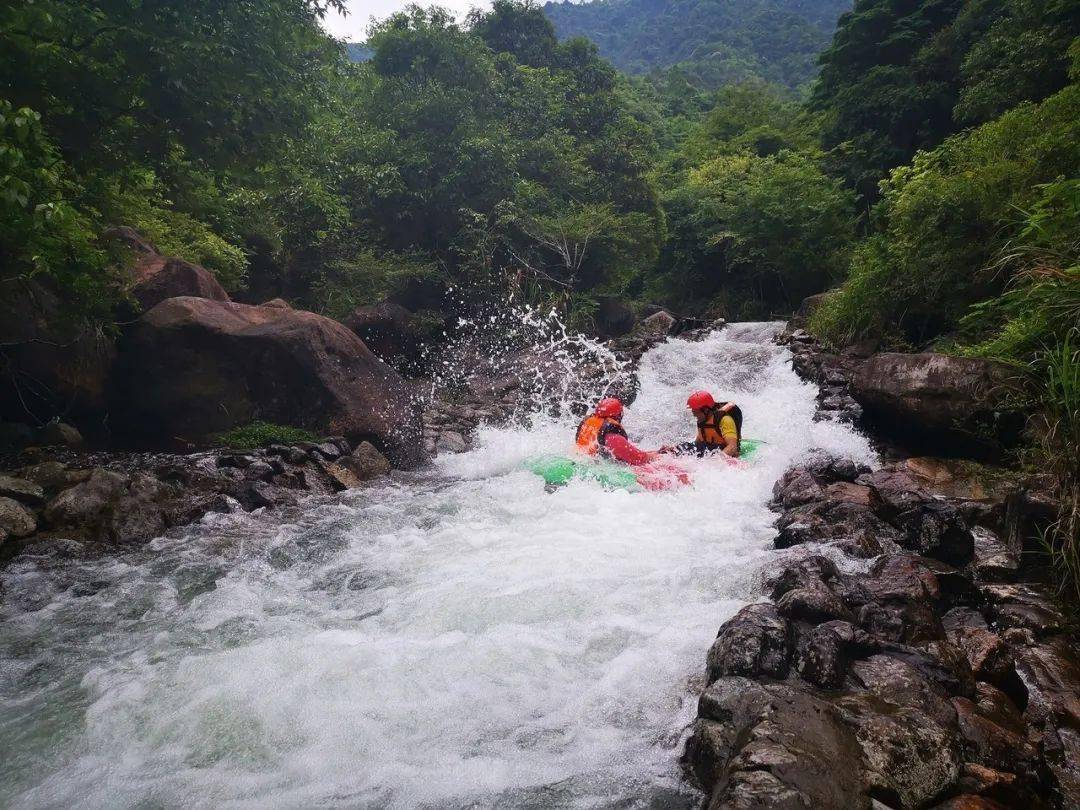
[[524, 439, 763, 489]]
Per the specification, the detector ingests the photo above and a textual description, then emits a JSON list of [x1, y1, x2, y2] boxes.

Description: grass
[[1036, 329, 1080, 601], [216, 421, 319, 450]]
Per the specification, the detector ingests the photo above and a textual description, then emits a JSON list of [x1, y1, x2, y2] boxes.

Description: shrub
[[216, 421, 319, 450]]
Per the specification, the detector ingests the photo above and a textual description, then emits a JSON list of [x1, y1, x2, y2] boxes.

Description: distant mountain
[[345, 42, 373, 63], [542, 0, 851, 90]]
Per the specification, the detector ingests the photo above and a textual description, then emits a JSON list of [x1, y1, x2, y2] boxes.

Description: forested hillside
[[543, 0, 851, 90]]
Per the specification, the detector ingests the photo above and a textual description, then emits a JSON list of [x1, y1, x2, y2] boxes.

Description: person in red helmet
[[575, 397, 657, 465], [662, 391, 742, 457]]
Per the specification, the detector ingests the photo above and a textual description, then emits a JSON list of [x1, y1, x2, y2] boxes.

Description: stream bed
[[0, 323, 874, 808]]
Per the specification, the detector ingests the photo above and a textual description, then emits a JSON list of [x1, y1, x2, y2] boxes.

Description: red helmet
[[687, 390, 716, 410], [595, 397, 623, 418]]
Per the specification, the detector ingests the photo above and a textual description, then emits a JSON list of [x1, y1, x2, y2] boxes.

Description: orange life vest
[[575, 414, 623, 455], [695, 403, 742, 450]]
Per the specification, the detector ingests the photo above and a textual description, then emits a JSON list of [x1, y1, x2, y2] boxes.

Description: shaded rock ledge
[[685, 331, 1079, 809]]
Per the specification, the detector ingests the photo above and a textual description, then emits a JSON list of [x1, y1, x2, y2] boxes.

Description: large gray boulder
[[851, 353, 1025, 457], [111, 297, 422, 465]]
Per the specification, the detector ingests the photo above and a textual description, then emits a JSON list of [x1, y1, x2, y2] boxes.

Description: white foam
[[0, 324, 875, 808]]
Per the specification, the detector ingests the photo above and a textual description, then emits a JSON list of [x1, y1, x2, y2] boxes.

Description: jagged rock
[[955, 763, 1032, 809], [851, 654, 957, 727], [948, 627, 1017, 693], [16, 461, 91, 492], [1013, 636, 1080, 729], [109, 473, 168, 543], [970, 527, 1019, 583], [0, 496, 38, 539], [896, 501, 975, 565], [981, 584, 1067, 636], [930, 796, 1009, 810], [267, 444, 308, 465], [862, 554, 942, 604], [38, 421, 84, 447], [942, 607, 989, 633], [437, 431, 468, 454], [0, 474, 45, 505], [245, 460, 275, 481], [857, 599, 945, 645], [775, 500, 903, 553], [638, 310, 676, 336], [772, 468, 824, 508], [857, 465, 934, 513], [767, 555, 839, 600], [777, 585, 853, 624], [311, 441, 343, 461], [111, 297, 422, 465], [130, 254, 230, 311], [706, 603, 793, 683], [952, 696, 1039, 779], [835, 695, 962, 809], [689, 678, 867, 809], [794, 623, 848, 688], [338, 441, 391, 483], [44, 469, 127, 533]]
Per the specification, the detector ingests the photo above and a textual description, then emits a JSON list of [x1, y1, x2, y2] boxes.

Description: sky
[[320, 0, 494, 42]]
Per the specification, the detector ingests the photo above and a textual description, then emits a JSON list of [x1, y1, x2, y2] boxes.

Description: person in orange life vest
[[574, 397, 658, 466], [660, 390, 742, 458]]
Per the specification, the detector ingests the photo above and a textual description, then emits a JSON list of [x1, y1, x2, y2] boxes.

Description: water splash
[[0, 323, 875, 809], [420, 296, 632, 423]]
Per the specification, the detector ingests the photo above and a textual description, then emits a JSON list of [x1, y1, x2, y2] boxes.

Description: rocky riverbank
[[684, 329, 1079, 809], [0, 297, 688, 561]]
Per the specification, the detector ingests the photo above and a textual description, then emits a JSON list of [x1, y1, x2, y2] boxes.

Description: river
[[0, 323, 874, 808]]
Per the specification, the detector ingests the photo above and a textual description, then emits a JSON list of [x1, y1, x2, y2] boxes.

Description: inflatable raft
[[525, 439, 763, 490]]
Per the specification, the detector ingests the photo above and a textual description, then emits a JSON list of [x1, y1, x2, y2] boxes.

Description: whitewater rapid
[[0, 323, 874, 808]]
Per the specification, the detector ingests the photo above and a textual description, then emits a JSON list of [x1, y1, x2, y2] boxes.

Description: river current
[[0, 323, 874, 808]]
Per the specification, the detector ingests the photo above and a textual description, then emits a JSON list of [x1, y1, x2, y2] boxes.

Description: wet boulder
[[688, 678, 868, 809], [0, 496, 38, 541], [44, 468, 127, 532], [850, 654, 957, 727], [896, 501, 975, 565], [706, 603, 793, 683], [111, 297, 422, 465], [851, 353, 1025, 458], [0, 474, 45, 506], [130, 254, 230, 311], [637, 310, 676, 336], [834, 694, 962, 809]]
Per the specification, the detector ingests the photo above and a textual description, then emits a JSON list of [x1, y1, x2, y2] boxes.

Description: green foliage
[[217, 421, 319, 450], [812, 84, 1080, 347], [813, 0, 1080, 199], [1035, 331, 1080, 600], [0, 99, 116, 317], [543, 0, 851, 91], [657, 150, 854, 316]]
